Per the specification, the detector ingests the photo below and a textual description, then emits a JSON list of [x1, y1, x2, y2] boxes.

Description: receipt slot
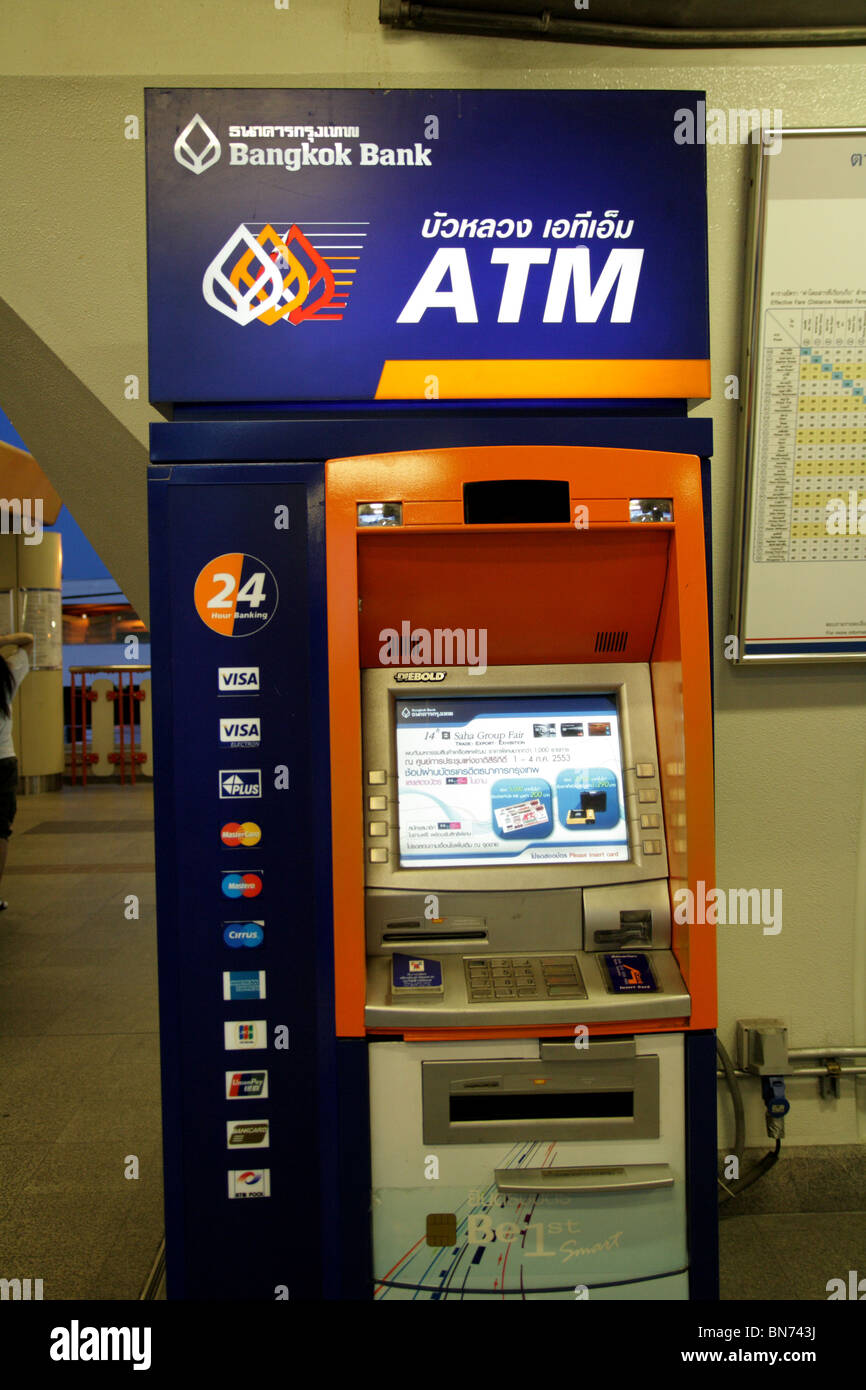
[[325, 446, 718, 1299]]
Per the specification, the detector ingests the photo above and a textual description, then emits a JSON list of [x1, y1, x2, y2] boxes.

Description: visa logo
[[219, 718, 261, 745], [218, 667, 260, 694]]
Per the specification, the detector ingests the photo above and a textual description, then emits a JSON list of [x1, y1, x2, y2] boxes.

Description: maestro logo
[[202, 221, 364, 327], [174, 113, 222, 175], [222, 871, 263, 899], [195, 555, 278, 637], [223, 922, 265, 949], [221, 821, 261, 848]]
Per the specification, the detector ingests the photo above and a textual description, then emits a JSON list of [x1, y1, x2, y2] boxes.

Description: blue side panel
[[147, 460, 367, 1298], [151, 413, 713, 463], [685, 1030, 719, 1300]]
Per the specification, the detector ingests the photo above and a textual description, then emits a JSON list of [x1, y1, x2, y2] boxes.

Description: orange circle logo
[[194, 554, 278, 637]]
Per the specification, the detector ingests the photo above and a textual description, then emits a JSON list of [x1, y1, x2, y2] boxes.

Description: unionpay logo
[[226, 1070, 268, 1099], [219, 769, 262, 799], [218, 667, 260, 695], [174, 114, 222, 175], [221, 821, 261, 848], [195, 555, 278, 637], [223, 921, 264, 949], [222, 871, 263, 899], [202, 221, 365, 327]]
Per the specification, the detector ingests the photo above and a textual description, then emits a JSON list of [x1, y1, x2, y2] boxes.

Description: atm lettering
[[397, 246, 644, 324]]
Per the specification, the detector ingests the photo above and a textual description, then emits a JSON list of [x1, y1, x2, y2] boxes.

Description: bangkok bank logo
[[202, 222, 365, 326], [173, 114, 222, 175]]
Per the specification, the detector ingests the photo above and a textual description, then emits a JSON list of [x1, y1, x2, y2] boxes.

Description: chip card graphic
[[226, 1119, 270, 1149], [494, 798, 550, 835], [226, 1070, 268, 1099], [224, 1019, 267, 1050], [228, 1168, 271, 1198], [195, 554, 278, 637]]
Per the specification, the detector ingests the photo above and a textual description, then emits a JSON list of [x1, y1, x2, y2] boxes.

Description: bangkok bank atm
[[325, 447, 717, 1299], [145, 88, 717, 1300]]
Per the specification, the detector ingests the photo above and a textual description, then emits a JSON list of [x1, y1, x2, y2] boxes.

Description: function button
[[517, 989, 538, 998], [547, 986, 587, 998], [638, 789, 658, 803], [368, 770, 387, 785], [635, 763, 655, 778], [368, 848, 388, 863], [368, 795, 388, 811], [471, 988, 494, 999], [642, 838, 663, 854], [369, 822, 388, 837], [494, 987, 517, 999], [640, 812, 661, 829]]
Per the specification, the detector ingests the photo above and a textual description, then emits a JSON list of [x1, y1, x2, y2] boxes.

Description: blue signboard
[[145, 89, 709, 403]]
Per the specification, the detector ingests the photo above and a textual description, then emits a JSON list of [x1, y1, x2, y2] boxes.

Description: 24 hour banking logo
[[195, 555, 278, 637], [203, 222, 365, 327]]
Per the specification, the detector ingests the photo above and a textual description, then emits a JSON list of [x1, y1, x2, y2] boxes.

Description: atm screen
[[394, 694, 628, 868]]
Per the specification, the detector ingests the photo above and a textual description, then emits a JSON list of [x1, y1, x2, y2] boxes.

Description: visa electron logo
[[220, 717, 261, 746], [221, 822, 261, 848], [174, 113, 222, 175], [218, 667, 260, 694], [202, 222, 365, 327], [219, 770, 262, 799], [222, 871, 263, 899], [223, 922, 265, 948]]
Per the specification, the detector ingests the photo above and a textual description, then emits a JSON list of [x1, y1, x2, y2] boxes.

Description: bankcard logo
[[222, 871, 263, 899], [196, 555, 278, 637], [223, 921, 264, 948], [226, 1119, 270, 1149], [228, 1168, 271, 1198], [226, 1070, 268, 1099], [220, 717, 261, 747], [218, 667, 260, 695], [202, 222, 364, 327], [174, 113, 222, 175], [219, 769, 262, 799]]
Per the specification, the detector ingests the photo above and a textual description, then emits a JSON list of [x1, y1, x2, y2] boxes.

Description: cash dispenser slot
[[422, 1047, 659, 1145]]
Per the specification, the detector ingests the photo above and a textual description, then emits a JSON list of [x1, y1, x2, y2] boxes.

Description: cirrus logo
[[222, 872, 262, 899], [223, 922, 264, 948]]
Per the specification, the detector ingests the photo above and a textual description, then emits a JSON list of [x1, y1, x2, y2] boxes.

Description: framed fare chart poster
[[731, 128, 866, 662]]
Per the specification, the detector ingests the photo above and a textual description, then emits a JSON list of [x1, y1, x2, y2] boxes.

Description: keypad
[[464, 955, 587, 1002]]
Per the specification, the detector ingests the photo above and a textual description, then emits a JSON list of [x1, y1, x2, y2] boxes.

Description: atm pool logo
[[228, 1168, 271, 1198], [222, 871, 263, 899], [203, 222, 365, 327], [195, 554, 278, 637]]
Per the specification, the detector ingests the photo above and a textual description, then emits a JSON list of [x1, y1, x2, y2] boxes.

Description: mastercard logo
[[222, 872, 263, 899], [221, 822, 262, 848]]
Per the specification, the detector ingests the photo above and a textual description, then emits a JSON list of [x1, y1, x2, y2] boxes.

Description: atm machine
[[145, 88, 716, 1300], [324, 447, 717, 1299]]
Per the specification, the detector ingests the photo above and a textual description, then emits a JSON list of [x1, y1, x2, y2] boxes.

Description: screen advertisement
[[395, 695, 628, 868]]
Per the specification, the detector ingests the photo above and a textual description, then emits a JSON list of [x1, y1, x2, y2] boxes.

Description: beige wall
[[1, 4, 865, 1142]]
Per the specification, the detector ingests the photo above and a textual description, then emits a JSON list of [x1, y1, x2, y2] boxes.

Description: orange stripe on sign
[[374, 359, 711, 400]]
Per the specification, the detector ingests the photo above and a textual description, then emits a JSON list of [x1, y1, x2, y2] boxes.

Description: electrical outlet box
[[737, 1018, 788, 1075]]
